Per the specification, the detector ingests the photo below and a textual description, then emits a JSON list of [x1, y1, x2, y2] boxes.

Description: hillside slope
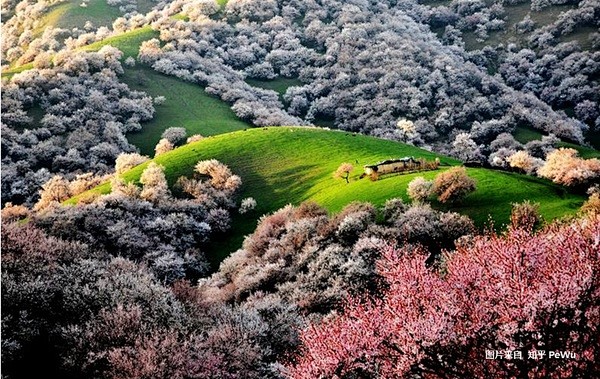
[[85, 28, 252, 153], [122, 66, 251, 155], [73, 127, 586, 261], [37, 0, 122, 32], [3, 26, 251, 154]]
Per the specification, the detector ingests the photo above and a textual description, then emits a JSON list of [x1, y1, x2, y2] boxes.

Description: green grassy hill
[[4, 26, 251, 154], [81, 26, 157, 57], [37, 0, 121, 33], [71, 127, 586, 263], [34, 0, 155, 34], [80, 28, 250, 155], [123, 66, 250, 155]]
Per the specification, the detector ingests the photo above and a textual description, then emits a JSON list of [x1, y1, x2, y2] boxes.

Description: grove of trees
[[30, 158, 242, 283], [2, 47, 154, 205], [288, 214, 600, 378], [4, 197, 597, 378], [135, 0, 595, 163]]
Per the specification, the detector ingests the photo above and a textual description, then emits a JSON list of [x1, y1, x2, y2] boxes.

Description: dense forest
[[2, 0, 600, 377]]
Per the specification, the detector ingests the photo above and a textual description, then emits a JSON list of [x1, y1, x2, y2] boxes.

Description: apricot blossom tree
[[538, 148, 600, 187], [335, 163, 354, 183], [433, 167, 476, 203], [289, 215, 600, 378]]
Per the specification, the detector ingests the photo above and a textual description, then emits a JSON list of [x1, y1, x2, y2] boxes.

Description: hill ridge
[[71, 126, 585, 261]]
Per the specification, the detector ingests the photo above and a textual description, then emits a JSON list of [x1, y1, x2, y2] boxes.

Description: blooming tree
[[432, 167, 476, 203], [538, 148, 600, 187], [115, 153, 149, 174], [407, 176, 433, 203], [396, 119, 417, 141], [239, 197, 257, 214], [289, 215, 600, 378], [34, 175, 72, 211], [154, 138, 174, 157], [581, 193, 600, 216], [510, 200, 541, 229], [507, 150, 543, 175], [334, 163, 354, 183], [187, 134, 205, 144], [139, 162, 170, 202], [161, 127, 187, 146]]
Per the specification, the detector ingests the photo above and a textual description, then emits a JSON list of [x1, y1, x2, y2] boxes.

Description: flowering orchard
[[288, 215, 600, 378]]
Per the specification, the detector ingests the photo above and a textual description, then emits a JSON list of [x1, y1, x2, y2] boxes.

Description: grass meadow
[[71, 127, 586, 263]]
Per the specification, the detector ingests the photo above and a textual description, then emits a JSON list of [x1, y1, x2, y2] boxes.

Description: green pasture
[[70, 127, 586, 262]]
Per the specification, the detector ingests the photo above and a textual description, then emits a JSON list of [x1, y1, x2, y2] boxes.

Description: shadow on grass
[[204, 164, 319, 270]]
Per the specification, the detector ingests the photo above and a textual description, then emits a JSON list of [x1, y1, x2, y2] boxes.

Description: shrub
[[525, 135, 558, 158], [186, 134, 204, 143], [396, 119, 416, 141], [489, 147, 517, 168], [161, 127, 187, 146], [581, 193, 600, 216], [382, 198, 407, 222], [110, 176, 141, 198], [393, 203, 441, 241], [124, 56, 136, 67], [452, 132, 484, 163], [432, 167, 476, 203], [114, 153, 149, 174], [507, 150, 543, 175], [34, 175, 71, 211], [335, 210, 373, 244], [154, 95, 166, 105], [1, 203, 30, 222], [510, 200, 541, 230], [438, 211, 476, 242], [239, 197, 257, 214], [391, 203, 475, 250], [154, 138, 174, 157], [139, 163, 170, 202], [194, 159, 240, 191]]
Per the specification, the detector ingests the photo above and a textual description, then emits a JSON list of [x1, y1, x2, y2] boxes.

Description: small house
[[363, 157, 421, 176]]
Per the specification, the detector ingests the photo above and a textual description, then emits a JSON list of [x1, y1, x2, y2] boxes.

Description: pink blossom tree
[[288, 215, 600, 378]]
